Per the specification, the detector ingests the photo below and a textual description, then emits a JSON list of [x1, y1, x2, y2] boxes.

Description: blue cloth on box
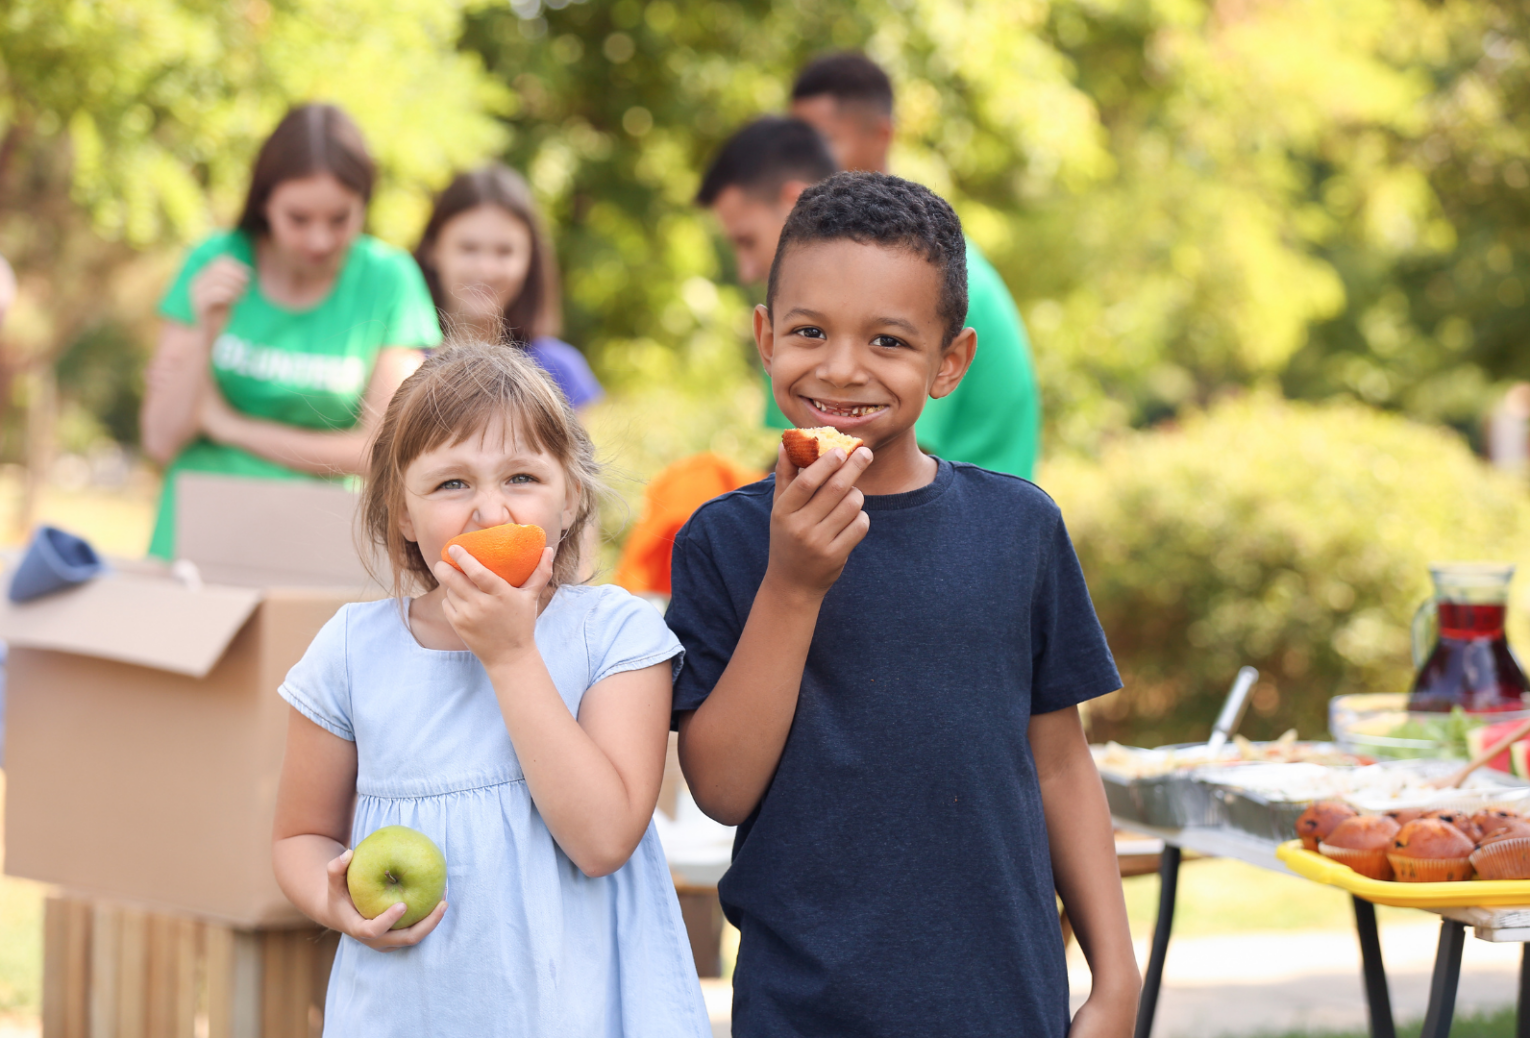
[[278, 586, 708, 1038], [9, 526, 103, 602], [666, 459, 1122, 1038]]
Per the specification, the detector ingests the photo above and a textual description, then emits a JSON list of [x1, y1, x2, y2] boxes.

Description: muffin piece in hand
[[782, 427, 866, 468], [1296, 801, 1357, 853], [1320, 815, 1400, 881], [1388, 818, 1475, 882]]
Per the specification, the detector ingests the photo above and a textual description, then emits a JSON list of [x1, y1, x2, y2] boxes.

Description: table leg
[[1351, 897, 1395, 1038], [1419, 919, 1466, 1038], [1134, 845, 1180, 1038], [1517, 943, 1529, 1038]]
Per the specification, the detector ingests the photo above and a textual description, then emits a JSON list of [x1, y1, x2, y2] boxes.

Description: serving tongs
[[1205, 666, 1260, 757]]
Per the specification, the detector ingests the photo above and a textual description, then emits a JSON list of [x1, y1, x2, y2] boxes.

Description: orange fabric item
[[615, 452, 763, 595]]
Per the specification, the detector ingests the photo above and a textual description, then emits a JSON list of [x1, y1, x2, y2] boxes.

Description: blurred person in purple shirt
[[414, 165, 603, 412]]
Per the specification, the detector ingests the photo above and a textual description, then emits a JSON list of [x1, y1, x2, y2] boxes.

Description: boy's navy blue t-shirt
[[668, 459, 1121, 1038]]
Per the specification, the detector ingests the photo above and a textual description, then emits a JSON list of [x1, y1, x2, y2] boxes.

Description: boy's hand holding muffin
[[767, 430, 873, 598]]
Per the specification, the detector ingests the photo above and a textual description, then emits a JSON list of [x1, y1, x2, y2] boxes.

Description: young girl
[[414, 164, 603, 411], [271, 343, 710, 1036]]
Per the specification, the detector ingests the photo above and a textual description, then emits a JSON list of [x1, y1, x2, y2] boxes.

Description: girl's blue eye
[[509, 474, 537, 484], [437, 478, 467, 491]]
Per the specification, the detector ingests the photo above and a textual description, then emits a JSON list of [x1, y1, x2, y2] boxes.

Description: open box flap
[[0, 566, 262, 677], [176, 473, 378, 590]]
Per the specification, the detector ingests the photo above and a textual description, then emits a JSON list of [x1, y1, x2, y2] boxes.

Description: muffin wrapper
[[1319, 842, 1393, 881], [1470, 837, 1530, 881], [1386, 853, 1474, 883]]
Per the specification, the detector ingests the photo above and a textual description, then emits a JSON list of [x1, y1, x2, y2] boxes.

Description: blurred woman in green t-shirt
[[140, 104, 442, 558]]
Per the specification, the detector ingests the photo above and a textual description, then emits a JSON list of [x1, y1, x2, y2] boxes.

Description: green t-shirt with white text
[[148, 230, 442, 558], [762, 237, 1040, 478]]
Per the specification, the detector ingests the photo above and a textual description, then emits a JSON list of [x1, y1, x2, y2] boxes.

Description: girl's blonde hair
[[363, 340, 600, 598]]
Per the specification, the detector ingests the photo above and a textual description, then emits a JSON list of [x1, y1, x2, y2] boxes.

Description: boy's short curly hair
[[765, 171, 968, 345]]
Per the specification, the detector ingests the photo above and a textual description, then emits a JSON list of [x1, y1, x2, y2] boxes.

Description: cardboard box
[[2, 474, 379, 927]]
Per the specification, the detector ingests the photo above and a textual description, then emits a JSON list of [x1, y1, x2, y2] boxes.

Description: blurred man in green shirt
[[790, 52, 1041, 477], [696, 60, 1042, 478]]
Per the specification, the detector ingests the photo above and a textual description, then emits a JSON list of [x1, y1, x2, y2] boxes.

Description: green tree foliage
[[1044, 393, 1530, 747], [466, 0, 1530, 452], [0, 0, 508, 451]]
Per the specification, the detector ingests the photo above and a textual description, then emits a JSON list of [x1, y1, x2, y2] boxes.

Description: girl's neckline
[[239, 230, 357, 317], [396, 586, 568, 655]]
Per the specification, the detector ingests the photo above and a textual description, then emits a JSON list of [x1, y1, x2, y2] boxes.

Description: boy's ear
[[930, 327, 977, 401], [753, 303, 775, 373]]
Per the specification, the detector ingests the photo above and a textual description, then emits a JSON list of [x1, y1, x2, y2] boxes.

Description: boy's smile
[[757, 238, 975, 495]]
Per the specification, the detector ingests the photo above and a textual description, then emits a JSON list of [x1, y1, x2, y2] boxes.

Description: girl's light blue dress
[[278, 586, 712, 1038]]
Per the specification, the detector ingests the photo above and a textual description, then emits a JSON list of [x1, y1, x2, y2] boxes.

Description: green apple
[[346, 825, 447, 930]]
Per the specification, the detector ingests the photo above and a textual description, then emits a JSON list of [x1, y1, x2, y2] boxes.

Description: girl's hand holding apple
[[324, 848, 447, 952], [432, 544, 555, 669]]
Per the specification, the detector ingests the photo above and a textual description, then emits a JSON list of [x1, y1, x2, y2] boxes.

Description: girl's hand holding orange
[[321, 848, 447, 952], [433, 524, 554, 668]]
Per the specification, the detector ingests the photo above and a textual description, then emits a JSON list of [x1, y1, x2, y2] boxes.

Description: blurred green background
[[3, 0, 1530, 745]]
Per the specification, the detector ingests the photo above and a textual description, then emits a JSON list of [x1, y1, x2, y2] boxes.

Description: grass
[[1122, 858, 1419, 938], [1253, 1005, 1516, 1038]]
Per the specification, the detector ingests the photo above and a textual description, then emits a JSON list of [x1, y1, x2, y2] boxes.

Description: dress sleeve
[[585, 586, 684, 686], [1029, 510, 1121, 715], [380, 249, 444, 350], [278, 606, 355, 741], [665, 520, 742, 715]]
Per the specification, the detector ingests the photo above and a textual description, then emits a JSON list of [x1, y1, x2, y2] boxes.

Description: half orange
[[441, 523, 547, 587]]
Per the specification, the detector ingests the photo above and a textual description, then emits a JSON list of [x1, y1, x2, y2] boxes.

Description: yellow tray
[[1276, 840, 1530, 908]]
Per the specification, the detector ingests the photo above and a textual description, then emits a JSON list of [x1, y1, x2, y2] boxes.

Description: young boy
[[668, 172, 1139, 1037]]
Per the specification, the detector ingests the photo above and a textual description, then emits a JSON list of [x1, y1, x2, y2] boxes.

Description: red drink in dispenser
[[1408, 563, 1530, 713]]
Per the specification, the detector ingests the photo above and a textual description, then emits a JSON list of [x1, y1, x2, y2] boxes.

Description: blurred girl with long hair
[[414, 164, 602, 411]]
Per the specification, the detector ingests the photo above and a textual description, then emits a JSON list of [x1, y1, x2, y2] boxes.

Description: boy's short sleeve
[[1029, 512, 1121, 714], [278, 606, 355, 741], [585, 585, 684, 685], [666, 521, 742, 715]]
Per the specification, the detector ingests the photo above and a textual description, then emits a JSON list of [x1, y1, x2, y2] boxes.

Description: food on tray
[[781, 427, 865, 468], [1424, 810, 1484, 843], [442, 523, 547, 588], [1231, 731, 1370, 766], [1320, 815, 1400, 881], [1296, 801, 1356, 852], [1470, 837, 1530, 880], [1382, 707, 1484, 760], [1299, 802, 1530, 883], [1091, 743, 1238, 778], [1094, 737, 1364, 783], [1388, 818, 1476, 882], [1479, 816, 1530, 844], [1466, 718, 1530, 776]]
